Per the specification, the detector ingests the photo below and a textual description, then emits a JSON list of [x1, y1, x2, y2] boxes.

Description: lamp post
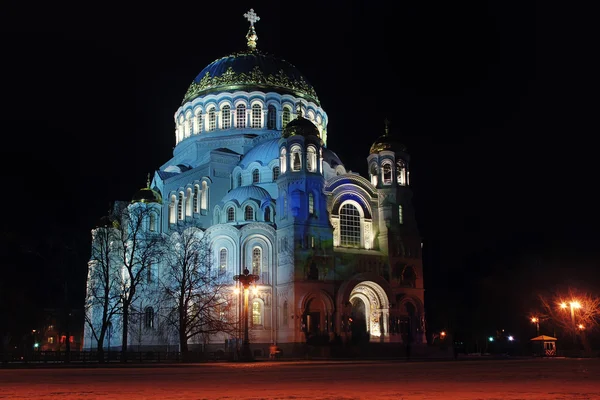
[[531, 317, 540, 336], [560, 301, 581, 344], [233, 268, 259, 361]]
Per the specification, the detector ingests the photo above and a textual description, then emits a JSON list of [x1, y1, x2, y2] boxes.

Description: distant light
[[34, 343, 39, 348], [571, 301, 581, 309], [488, 337, 494, 342], [440, 331, 446, 337], [531, 317, 538, 323], [508, 336, 514, 341], [560, 302, 568, 309]]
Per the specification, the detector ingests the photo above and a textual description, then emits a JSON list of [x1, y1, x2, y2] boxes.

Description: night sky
[[1, 1, 597, 340]]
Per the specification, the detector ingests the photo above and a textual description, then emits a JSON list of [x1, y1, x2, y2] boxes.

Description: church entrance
[[348, 281, 390, 341]]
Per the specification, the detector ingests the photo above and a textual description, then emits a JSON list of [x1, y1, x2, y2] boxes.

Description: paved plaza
[[1, 358, 599, 399]]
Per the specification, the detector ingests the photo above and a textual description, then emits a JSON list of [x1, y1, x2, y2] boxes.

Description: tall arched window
[[227, 207, 235, 222], [396, 160, 406, 185], [252, 301, 262, 326], [193, 185, 200, 213], [178, 192, 184, 220], [252, 169, 260, 183], [280, 148, 287, 174], [236, 104, 246, 128], [369, 163, 378, 186], [264, 207, 271, 222], [219, 248, 227, 276], [195, 110, 202, 134], [187, 117, 193, 137], [208, 107, 216, 131], [282, 300, 289, 327], [186, 188, 193, 217], [382, 162, 392, 185], [282, 107, 291, 127], [252, 247, 261, 275], [149, 212, 157, 232], [306, 146, 317, 172], [291, 145, 302, 171], [245, 205, 254, 221], [169, 195, 176, 224], [398, 204, 404, 224], [308, 193, 314, 215], [272, 166, 280, 181], [237, 173, 242, 187], [221, 105, 231, 129], [144, 307, 154, 329], [251, 104, 262, 128], [340, 203, 361, 247], [267, 105, 276, 129], [201, 181, 208, 211]]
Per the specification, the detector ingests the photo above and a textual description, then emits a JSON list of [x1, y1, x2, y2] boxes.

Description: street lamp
[[233, 268, 260, 362], [531, 317, 540, 336], [560, 300, 581, 344]]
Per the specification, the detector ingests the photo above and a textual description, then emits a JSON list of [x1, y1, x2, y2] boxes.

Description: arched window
[[187, 117, 193, 137], [252, 301, 262, 326], [236, 104, 246, 128], [237, 173, 242, 187], [397, 160, 406, 185], [221, 105, 231, 129], [178, 192, 184, 220], [272, 166, 280, 181], [252, 169, 260, 183], [201, 181, 208, 211], [186, 188, 193, 217], [291, 145, 302, 171], [227, 207, 235, 222], [267, 105, 276, 129], [147, 264, 153, 283], [208, 107, 216, 131], [382, 162, 392, 185], [245, 205, 254, 221], [252, 247, 261, 275], [282, 300, 289, 326], [195, 110, 202, 134], [264, 207, 271, 222], [280, 148, 287, 174], [282, 107, 291, 128], [149, 212, 157, 232], [283, 196, 288, 217], [219, 248, 227, 276], [169, 194, 176, 224], [398, 204, 403, 224], [340, 203, 361, 247], [306, 146, 317, 172], [308, 193, 314, 215], [144, 307, 154, 329], [370, 163, 378, 186], [251, 104, 262, 128], [193, 185, 200, 213], [402, 266, 417, 288]]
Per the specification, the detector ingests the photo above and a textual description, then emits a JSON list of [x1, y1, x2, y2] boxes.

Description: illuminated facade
[[85, 9, 426, 355]]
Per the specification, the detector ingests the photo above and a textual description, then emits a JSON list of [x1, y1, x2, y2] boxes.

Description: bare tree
[[85, 216, 123, 362], [111, 202, 165, 361], [538, 288, 600, 349], [161, 226, 237, 355]]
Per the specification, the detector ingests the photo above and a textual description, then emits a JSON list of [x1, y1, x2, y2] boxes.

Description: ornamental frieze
[[184, 66, 319, 103]]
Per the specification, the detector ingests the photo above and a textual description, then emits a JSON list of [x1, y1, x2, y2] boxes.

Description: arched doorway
[[348, 281, 390, 341]]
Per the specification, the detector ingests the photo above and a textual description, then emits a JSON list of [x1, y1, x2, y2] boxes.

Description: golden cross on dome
[[244, 9, 260, 50], [296, 102, 304, 117], [384, 118, 390, 135], [147, 173, 151, 188], [244, 8, 260, 26]]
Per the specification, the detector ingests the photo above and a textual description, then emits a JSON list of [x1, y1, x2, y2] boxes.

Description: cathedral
[[85, 9, 426, 357]]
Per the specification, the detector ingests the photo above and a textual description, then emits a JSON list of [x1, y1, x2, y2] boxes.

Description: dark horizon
[[1, 1, 598, 343]]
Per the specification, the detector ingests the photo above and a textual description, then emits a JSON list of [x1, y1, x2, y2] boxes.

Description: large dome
[[183, 50, 319, 105]]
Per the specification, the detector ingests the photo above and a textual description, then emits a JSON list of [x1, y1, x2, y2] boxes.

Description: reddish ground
[[1, 358, 599, 399]]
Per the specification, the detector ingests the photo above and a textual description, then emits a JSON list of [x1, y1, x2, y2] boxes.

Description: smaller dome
[[369, 120, 407, 154], [132, 188, 163, 205], [282, 115, 320, 139], [220, 185, 271, 206]]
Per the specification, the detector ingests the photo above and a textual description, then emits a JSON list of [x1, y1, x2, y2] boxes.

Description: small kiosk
[[530, 335, 557, 357]]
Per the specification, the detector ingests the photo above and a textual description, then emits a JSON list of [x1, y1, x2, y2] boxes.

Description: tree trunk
[[121, 305, 129, 362]]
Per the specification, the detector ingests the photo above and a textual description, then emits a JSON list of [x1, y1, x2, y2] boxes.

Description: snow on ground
[[1, 358, 599, 399]]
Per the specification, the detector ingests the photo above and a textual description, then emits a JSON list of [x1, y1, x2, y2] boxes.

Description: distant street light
[[560, 300, 581, 343], [233, 268, 260, 362], [531, 317, 540, 336]]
